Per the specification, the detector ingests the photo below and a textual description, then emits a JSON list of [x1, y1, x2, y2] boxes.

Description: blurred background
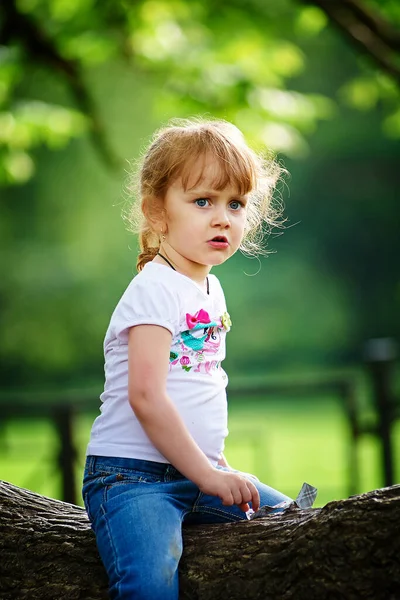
[[0, 0, 399, 508]]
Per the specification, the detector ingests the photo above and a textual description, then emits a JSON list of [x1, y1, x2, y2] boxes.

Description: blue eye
[[195, 198, 209, 207], [229, 200, 242, 210]]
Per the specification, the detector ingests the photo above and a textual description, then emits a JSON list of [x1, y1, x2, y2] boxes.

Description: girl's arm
[[128, 324, 213, 484], [128, 325, 259, 512]]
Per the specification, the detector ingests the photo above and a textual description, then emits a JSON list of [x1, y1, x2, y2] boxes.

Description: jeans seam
[[192, 492, 245, 522], [194, 505, 244, 522], [83, 492, 93, 523], [102, 477, 109, 505], [101, 504, 122, 596], [192, 490, 203, 511]]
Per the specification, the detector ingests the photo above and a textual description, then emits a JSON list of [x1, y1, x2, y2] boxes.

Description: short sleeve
[[111, 277, 180, 342]]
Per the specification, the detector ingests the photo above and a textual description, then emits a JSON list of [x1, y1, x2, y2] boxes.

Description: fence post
[[340, 380, 360, 496], [53, 405, 77, 504], [364, 338, 398, 488]]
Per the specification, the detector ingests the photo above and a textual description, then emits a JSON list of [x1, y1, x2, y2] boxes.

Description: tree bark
[[0, 480, 399, 600]]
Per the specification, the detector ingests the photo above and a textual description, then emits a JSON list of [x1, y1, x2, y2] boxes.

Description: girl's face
[[161, 155, 248, 276]]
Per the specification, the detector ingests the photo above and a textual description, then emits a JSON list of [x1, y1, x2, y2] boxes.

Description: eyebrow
[[188, 188, 247, 200]]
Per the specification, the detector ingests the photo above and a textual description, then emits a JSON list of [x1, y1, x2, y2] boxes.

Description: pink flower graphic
[[180, 356, 190, 366], [186, 309, 211, 330]]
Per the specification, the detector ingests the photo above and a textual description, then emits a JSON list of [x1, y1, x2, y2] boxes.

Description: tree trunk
[[1, 480, 399, 599]]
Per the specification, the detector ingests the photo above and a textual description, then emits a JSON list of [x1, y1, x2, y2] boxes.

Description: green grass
[[225, 395, 384, 506], [1, 395, 399, 508]]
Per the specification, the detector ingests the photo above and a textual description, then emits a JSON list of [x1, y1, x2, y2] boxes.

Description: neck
[[156, 244, 211, 286]]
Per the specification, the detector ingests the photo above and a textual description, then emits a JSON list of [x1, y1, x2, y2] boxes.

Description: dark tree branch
[[1, 480, 400, 599], [302, 0, 400, 84], [347, 0, 400, 51], [0, 0, 122, 171]]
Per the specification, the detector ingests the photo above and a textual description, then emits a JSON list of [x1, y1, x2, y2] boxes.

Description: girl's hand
[[198, 468, 260, 513]]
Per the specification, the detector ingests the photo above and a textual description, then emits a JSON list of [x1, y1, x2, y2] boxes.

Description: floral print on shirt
[[169, 309, 231, 374]]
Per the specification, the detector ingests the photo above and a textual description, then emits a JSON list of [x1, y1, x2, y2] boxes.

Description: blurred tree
[[0, 0, 399, 386], [0, 0, 399, 184]]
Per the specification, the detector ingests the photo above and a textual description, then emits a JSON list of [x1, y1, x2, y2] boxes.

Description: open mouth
[[211, 236, 228, 243], [208, 236, 229, 248]]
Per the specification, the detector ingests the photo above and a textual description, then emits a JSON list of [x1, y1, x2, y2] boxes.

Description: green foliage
[[2, 0, 399, 183], [0, 100, 87, 183]]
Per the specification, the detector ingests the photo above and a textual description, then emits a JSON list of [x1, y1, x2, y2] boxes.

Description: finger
[[232, 488, 243, 506], [248, 481, 260, 512], [221, 491, 234, 506], [239, 502, 250, 513], [240, 483, 252, 504]]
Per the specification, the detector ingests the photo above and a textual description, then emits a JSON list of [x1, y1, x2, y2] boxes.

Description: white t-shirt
[[86, 262, 231, 465]]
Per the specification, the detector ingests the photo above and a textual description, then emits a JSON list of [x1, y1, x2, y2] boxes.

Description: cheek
[[167, 215, 194, 240], [233, 214, 247, 238], [164, 210, 183, 233]]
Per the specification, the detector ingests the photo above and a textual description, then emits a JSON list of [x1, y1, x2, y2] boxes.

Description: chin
[[209, 254, 231, 266]]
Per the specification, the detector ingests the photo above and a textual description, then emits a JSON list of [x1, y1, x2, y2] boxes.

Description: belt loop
[[87, 455, 96, 475], [165, 464, 179, 481]]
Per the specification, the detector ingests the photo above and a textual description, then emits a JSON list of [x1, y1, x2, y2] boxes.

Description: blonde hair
[[125, 117, 285, 271]]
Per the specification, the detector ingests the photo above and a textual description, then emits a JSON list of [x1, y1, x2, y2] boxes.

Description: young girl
[[82, 118, 291, 599]]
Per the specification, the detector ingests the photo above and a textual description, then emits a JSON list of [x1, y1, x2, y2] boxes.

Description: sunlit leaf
[[339, 78, 380, 111], [139, 0, 193, 23], [219, 36, 284, 87], [0, 113, 16, 143], [261, 122, 309, 158], [375, 72, 400, 101], [0, 102, 88, 183], [295, 6, 328, 36], [132, 19, 188, 60], [48, 0, 95, 22], [61, 32, 117, 64], [248, 88, 334, 134], [383, 109, 400, 138], [3, 150, 35, 183], [266, 43, 305, 77]]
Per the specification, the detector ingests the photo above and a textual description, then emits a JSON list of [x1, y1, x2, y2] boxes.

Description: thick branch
[[345, 0, 400, 52], [0, 480, 400, 599], [303, 0, 400, 84]]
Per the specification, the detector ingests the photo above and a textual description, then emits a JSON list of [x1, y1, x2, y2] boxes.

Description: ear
[[141, 195, 167, 234]]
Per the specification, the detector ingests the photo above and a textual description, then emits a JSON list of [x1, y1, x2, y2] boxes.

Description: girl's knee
[[257, 481, 292, 510], [109, 557, 180, 600]]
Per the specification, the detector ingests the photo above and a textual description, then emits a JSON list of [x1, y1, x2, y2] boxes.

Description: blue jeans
[[83, 455, 291, 600]]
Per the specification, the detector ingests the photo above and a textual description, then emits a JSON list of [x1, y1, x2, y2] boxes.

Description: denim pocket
[[100, 469, 162, 485], [102, 470, 163, 506], [84, 466, 162, 491]]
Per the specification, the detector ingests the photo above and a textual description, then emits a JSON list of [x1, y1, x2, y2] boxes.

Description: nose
[[211, 205, 230, 228]]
